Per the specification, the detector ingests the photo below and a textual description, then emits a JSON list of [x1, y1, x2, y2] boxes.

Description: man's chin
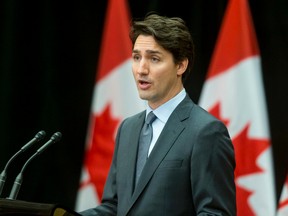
[[138, 92, 149, 101]]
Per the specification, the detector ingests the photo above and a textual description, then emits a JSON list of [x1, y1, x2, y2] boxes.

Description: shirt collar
[[146, 88, 186, 123]]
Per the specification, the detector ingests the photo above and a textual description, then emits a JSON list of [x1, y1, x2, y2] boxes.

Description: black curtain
[[0, 0, 287, 210]]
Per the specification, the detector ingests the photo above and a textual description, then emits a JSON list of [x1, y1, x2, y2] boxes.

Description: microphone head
[[51, 132, 62, 142], [35, 130, 46, 140]]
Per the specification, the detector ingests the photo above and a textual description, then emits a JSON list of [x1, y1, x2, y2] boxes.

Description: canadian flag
[[277, 175, 288, 216], [198, 0, 276, 215], [75, 0, 145, 211]]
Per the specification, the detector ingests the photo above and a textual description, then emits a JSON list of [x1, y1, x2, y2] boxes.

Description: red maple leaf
[[278, 178, 288, 210], [208, 102, 270, 216], [208, 102, 230, 127], [233, 124, 269, 215], [84, 103, 121, 201], [233, 124, 269, 177]]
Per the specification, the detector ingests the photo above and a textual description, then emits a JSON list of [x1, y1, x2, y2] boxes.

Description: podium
[[0, 198, 81, 216]]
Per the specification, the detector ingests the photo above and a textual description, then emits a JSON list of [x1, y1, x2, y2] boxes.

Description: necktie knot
[[146, 112, 156, 125]]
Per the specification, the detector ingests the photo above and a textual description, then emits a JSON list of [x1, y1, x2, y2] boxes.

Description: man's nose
[[137, 59, 149, 74]]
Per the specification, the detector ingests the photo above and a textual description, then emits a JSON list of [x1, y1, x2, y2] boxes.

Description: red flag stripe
[[207, 0, 259, 80], [96, 0, 132, 82]]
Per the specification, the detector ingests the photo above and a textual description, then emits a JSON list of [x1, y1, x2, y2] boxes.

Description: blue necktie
[[135, 112, 157, 185]]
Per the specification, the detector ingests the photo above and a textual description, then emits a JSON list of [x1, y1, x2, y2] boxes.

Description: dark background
[[0, 0, 287, 210]]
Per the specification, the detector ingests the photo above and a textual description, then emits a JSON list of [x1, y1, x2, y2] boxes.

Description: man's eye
[[133, 55, 140, 61], [151, 57, 159, 62]]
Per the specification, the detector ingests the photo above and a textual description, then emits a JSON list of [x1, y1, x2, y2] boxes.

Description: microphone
[[0, 130, 46, 196], [8, 132, 62, 200]]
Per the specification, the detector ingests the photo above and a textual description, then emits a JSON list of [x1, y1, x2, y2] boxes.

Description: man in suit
[[79, 13, 236, 216]]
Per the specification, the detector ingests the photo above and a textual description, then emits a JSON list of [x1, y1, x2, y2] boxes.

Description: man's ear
[[177, 58, 188, 76]]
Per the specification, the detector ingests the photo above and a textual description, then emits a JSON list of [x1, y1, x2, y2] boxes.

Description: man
[[80, 13, 236, 216]]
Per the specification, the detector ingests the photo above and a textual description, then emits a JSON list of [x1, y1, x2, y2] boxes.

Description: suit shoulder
[[191, 103, 225, 125], [121, 110, 145, 125]]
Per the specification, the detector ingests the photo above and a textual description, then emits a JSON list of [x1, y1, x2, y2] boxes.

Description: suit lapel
[[125, 96, 193, 214], [124, 112, 146, 198]]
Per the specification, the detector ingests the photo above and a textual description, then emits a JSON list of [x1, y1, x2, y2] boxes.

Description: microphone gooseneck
[[8, 132, 62, 200], [0, 130, 46, 196]]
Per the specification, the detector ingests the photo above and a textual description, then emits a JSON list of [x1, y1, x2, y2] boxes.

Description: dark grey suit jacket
[[80, 95, 236, 216]]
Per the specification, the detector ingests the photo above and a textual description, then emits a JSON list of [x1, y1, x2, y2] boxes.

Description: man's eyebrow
[[132, 49, 162, 55]]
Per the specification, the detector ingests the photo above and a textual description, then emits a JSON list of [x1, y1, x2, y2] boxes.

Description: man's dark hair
[[129, 12, 195, 82]]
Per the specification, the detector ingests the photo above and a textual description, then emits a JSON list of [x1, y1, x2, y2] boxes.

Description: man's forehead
[[133, 35, 164, 54]]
